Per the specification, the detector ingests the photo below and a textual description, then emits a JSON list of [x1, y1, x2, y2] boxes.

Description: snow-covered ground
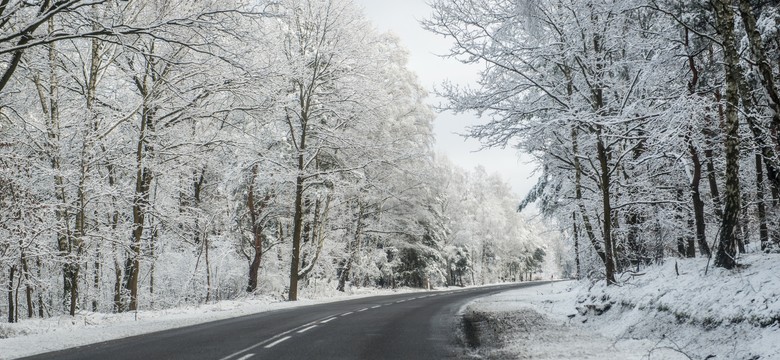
[[0, 287, 427, 359], [461, 254, 780, 359]]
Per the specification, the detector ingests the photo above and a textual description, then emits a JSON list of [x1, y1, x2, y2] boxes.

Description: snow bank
[[585, 253, 780, 328], [461, 281, 659, 359], [462, 254, 780, 359], [579, 253, 780, 359]]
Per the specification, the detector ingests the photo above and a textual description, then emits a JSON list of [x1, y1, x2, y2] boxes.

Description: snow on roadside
[[0, 287, 424, 360], [461, 254, 780, 360], [460, 281, 660, 359]]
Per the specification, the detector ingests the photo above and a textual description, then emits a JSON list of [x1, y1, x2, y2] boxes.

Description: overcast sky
[[354, 0, 538, 198]]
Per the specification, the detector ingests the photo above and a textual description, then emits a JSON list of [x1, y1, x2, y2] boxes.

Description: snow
[[461, 254, 780, 359], [0, 287, 426, 360]]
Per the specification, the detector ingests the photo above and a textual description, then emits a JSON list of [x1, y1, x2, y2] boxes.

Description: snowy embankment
[[459, 254, 780, 359], [0, 287, 426, 359]]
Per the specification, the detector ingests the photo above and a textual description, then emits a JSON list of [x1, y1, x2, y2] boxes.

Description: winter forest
[[0, 0, 550, 322], [2, 0, 780, 330], [426, 0, 780, 283]]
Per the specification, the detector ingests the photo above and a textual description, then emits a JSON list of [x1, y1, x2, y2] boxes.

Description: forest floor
[[459, 253, 780, 359]]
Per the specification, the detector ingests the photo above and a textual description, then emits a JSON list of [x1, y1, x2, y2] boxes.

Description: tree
[[712, 0, 742, 269]]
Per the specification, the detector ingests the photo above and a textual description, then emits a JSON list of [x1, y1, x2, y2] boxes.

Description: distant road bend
[[23, 282, 550, 360]]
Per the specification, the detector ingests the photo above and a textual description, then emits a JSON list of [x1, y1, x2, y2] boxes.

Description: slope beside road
[[19, 282, 550, 360]]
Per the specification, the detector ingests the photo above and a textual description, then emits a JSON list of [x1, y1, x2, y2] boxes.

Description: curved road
[[22, 282, 549, 360]]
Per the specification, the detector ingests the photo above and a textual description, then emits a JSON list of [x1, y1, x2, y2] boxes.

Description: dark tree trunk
[[21, 251, 33, 318], [573, 212, 581, 279], [756, 154, 770, 250], [683, 32, 710, 258], [246, 165, 267, 293], [713, 0, 742, 269], [67, 263, 79, 316], [597, 133, 616, 285], [688, 143, 709, 257], [675, 189, 688, 257], [8, 265, 16, 323], [289, 173, 305, 301]]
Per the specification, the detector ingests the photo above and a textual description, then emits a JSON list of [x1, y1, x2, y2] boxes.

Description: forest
[[0, 0, 548, 322], [426, 0, 780, 284]]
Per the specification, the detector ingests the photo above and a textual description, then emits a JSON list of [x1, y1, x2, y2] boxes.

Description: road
[[22, 282, 549, 360]]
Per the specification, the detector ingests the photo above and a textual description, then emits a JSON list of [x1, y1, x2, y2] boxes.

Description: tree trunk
[[92, 245, 100, 312], [289, 171, 304, 301], [756, 154, 770, 250], [8, 265, 16, 323], [572, 127, 606, 265], [246, 165, 265, 293], [204, 235, 211, 303], [688, 142, 709, 257], [338, 201, 364, 292], [684, 30, 710, 258], [21, 252, 33, 318], [713, 0, 742, 269], [738, 67, 773, 251], [676, 189, 688, 257], [125, 105, 154, 311], [597, 133, 616, 285], [288, 103, 309, 301], [36, 257, 45, 318], [573, 212, 581, 279]]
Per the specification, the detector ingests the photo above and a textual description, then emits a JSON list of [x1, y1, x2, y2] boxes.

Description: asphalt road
[[22, 282, 550, 360]]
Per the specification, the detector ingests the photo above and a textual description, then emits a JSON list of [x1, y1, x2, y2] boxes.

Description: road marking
[[371, 305, 381, 309], [264, 336, 291, 349], [341, 311, 353, 316], [320, 317, 338, 323], [219, 315, 340, 360], [237, 354, 255, 360], [358, 307, 369, 312], [297, 325, 318, 333], [396, 299, 405, 303]]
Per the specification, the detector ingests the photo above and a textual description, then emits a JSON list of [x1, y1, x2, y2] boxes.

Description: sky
[[354, 0, 539, 198]]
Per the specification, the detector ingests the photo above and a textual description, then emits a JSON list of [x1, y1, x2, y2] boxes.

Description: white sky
[[354, 0, 538, 198]]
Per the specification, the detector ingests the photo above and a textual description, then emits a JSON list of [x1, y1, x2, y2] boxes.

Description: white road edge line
[[297, 325, 318, 333], [264, 336, 292, 349], [236, 354, 255, 360], [320, 317, 338, 323]]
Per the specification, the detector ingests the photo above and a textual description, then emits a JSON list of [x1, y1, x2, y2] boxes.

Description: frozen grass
[[462, 254, 780, 360]]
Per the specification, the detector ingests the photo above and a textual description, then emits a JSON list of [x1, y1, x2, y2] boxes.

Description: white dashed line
[[341, 311, 354, 316], [320, 317, 338, 323], [297, 325, 318, 333], [358, 307, 369, 312], [371, 305, 381, 309], [236, 354, 255, 360], [264, 336, 291, 349]]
